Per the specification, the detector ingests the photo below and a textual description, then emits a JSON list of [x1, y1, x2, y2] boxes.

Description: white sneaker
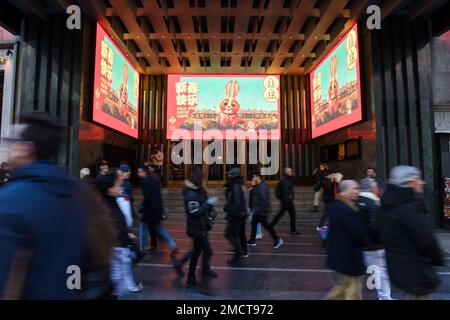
[[255, 234, 263, 240], [273, 239, 284, 249], [129, 282, 143, 293]]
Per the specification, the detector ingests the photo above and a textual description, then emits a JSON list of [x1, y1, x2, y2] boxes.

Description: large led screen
[[167, 75, 280, 139], [93, 23, 139, 138], [310, 23, 362, 139]]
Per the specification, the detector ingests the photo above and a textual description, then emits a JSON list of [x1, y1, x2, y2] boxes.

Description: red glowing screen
[[167, 74, 280, 139], [93, 23, 140, 138], [309, 23, 362, 139]]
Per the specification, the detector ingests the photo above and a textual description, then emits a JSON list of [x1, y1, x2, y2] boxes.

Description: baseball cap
[[119, 164, 131, 172], [227, 167, 241, 175]]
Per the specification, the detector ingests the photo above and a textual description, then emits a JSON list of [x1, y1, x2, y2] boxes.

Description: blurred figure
[[178, 171, 218, 288], [325, 180, 370, 300], [311, 164, 330, 212], [97, 171, 143, 295], [116, 164, 133, 229], [247, 173, 284, 249], [96, 162, 110, 183], [224, 167, 248, 266], [0, 112, 87, 299], [318, 172, 343, 229], [151, 146, 164, 182], [80, 167, 90, 180], [137, 166, 177, 258], [379, 166, 444, 300], [357, 178, 393, 300], [248, 178, 263, 240], [0, 162, 11, 185], [366, 168, 385, 193], [271, 167, 301, 235]]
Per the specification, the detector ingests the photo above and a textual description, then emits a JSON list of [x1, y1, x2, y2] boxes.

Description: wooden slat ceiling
[[99, 0, 376, 74], [11, 0, 446, 74]]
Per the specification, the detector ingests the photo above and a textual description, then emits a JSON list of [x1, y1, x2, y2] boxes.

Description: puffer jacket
[[224, 176, 247, 218], [357, 192, 382, 251]]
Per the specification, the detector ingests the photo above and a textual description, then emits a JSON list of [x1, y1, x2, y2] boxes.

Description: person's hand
[[206, 196, 218, 206]]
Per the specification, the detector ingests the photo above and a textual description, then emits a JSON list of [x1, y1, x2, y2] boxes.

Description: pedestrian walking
[[178, 170, 218, 288], [138, 166, 178, 258], [379, 166, 444, 300], [271, 167, 301, 235], [247, 173, 284, 249], [311, 164, 330, 212], [357, 178, 393, 300], [224, 167, 248, 266], [325, 180, 370, 300]]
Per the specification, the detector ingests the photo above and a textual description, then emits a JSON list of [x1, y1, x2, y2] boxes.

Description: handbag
[[313, 182, 321, 192]]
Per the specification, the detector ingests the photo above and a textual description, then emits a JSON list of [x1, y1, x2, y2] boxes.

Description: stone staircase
[[135, 186, 321, 227]]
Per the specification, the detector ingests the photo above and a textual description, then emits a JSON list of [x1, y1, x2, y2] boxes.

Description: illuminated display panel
[[310, 23, 362, 139], [167, 74, 280, 140], [93, 23, 140, 138]]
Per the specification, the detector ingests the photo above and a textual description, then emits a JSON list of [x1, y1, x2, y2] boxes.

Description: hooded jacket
[[379, 184, 444, 295], [0, 161, 86, 299], [183, 180, 212, 238]]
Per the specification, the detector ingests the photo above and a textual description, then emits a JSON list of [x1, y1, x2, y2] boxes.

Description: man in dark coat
[[247, 173, 283, 249], [379, 165, 444, 300], [271, 167, 300, 235], [0, 112, 86, 299], [224, 167, 248, 265], [325, 180, 370, 300], [138, 167, 177, 257]]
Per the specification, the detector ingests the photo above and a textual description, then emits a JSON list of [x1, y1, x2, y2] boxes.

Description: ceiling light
[[161, 35, 166, 39], [288, 35, 293, 40]]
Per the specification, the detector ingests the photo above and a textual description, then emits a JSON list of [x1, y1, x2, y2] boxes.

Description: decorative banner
[[167, 74, 280, 140], [309, 23, 362, 139], [93, 23, 139, 138]]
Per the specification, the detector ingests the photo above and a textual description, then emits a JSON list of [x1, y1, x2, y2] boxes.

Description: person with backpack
[[271, 167, 301, 235], [224, 167, 248, 266]]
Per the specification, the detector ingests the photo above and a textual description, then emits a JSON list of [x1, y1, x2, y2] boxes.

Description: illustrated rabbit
[[328, 55, 340, 114], [217, 80, 243, 128]]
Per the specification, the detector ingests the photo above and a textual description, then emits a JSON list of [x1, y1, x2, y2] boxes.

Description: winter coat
[[183, 180, 212, 238], [224, 176, 247, 219], [327, 196, 371, 276], [141, 176, 165, 225], [322, 177, 337, 204], [0, 161, 86, 299], [357, 192, 383, 251], [278, 175, 295, 204], [251, 181, 271, 216], [379, 184, 444, 295]]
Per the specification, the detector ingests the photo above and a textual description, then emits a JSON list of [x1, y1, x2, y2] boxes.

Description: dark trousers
[[188, 236, 213, 279], [271, 201, 297, 232], [225, 217, 247, 257], [250, 214, 279, 242], [148, 223, 159, 248], [318, 203, 331, 227]]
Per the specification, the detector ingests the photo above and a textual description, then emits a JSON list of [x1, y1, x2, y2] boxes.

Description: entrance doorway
[[166, 140, 280, 186]]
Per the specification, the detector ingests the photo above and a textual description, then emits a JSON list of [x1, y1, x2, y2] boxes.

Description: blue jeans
[[140, 222, 177, 250]]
